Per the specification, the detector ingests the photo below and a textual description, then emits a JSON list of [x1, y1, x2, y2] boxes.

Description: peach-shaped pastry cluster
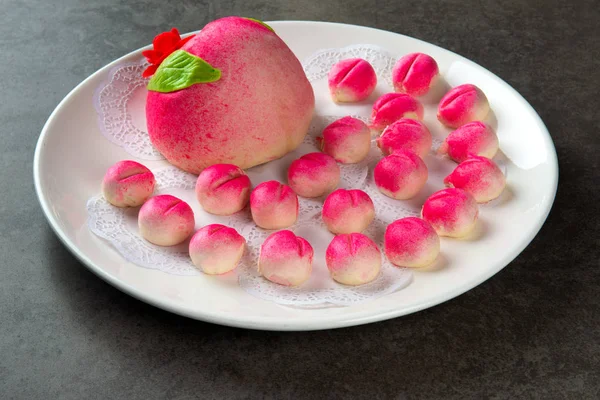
[[439, 121, 499, 162], [258, 230, 314, 286], [376, 118, 432, 158], [287, 152, 340, 198], [189, 224, 245, 274], [138, 194, 195, 246], [322, 189, 375, 234], [146, 17, 315, 174], [250, 181, 299, 229], [422, 188, 478, 238], [374, 151, 428, 200], [328, 58, 377, 103], [392, 53, 439, 97], [102, 160, 156, 207], [195, 164, 251, 215], [326, 233, 381, 285], [384, 217, 440, 268], [318, 116, 371, 164], [371, 93, 424, 132], [445, 156, 506, 203], [437, 84, 490, 128]]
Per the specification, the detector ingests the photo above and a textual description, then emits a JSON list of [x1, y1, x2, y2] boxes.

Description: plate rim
[[33, 20, 559, 331]]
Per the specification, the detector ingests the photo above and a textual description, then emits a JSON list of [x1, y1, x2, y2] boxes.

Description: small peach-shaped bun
[[138, 195, 195, 246], [195, 164, 251, 215], [384, 217, 440, 268], [258, 230, 314, 286], [444, 156, 506, 203], [371, 93, 424, 132], [421, 188, 478, 238], [376, 118, 432, 158], [437, 84, 490, 128], [102, 160, 155, 207], [328, 58, 377, 103], [374, 151, 428, 200], [322, 189, 375, 234], [326, 233, 381, 285], [439, 121, 499, 163], [250, 181, 299, 229], [287, 152, 340, 198], [318, 116, 371, 164], [392, 53, 439, 97], [189, 224, 245, 275]]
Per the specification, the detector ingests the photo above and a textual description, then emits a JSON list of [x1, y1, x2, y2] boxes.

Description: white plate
[[34, 21, 558, 331]]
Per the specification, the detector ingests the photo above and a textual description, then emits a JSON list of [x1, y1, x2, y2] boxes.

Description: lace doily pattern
[[303, 44, 397, 86], [93, 58, 164, 160]]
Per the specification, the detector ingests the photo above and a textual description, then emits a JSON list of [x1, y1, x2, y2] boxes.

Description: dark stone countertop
[[1, 0, 598, 398]]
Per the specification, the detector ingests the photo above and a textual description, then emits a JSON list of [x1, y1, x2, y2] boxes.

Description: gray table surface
[[2, 0, 599, 398]]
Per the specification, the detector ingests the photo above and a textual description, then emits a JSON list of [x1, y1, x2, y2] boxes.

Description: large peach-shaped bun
[[102, 160, 155, 207], [421, 188, 478, 238], [371, 93, 424, 132], [444, 156, 506, 203], [384, 217, 440, 268], [258, 230, 314, 286], [437, 84, 490, 128], [195, 164, 251, 215], [376, 118, 432, 158], [189, 224, 246, 274], [146, 17, 315, 174], [250, 181, 299, 229], [374, 151, 428, 200], [392, 53, 439, 97], [138, 195, 195, 246], [322, 189, 375, 234], [439, 121, 499, 163], [287, 152, 340, 198], [326, 233, 381, 285]]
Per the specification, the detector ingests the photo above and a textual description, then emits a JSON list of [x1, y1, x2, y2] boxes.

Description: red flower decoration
[[142, 28, 195, 78]]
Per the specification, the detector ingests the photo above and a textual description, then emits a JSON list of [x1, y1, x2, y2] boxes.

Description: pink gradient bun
[[102, 160, 155, 207], [437, 84, 490, 128], [444, 156, 506, 203], [258, 230, 314, 286], [318, 116, 371, 164], [376, 118, 432, 158], [374, 151, 428, 200], [326, 233, 381, 285], [392, 53, 439, 97], [384, 217, 440, 268], [189, 224, 246, 274], [146, 17, 314, 174], [322, 189, 375, 234], [195, 164, 251, 215], [138, 195, 195, 246], [287, 152, 340, 198], [421, 188, 478, 238], [439, 121, 499, 162], [250, 181, 299, 229], [371, 93, 424, 132], [328, 58, 377, 103]]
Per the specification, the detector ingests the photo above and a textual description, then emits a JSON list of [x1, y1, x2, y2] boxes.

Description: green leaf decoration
[[244, 17, 274, 32], [147, 50, 221, 93]]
